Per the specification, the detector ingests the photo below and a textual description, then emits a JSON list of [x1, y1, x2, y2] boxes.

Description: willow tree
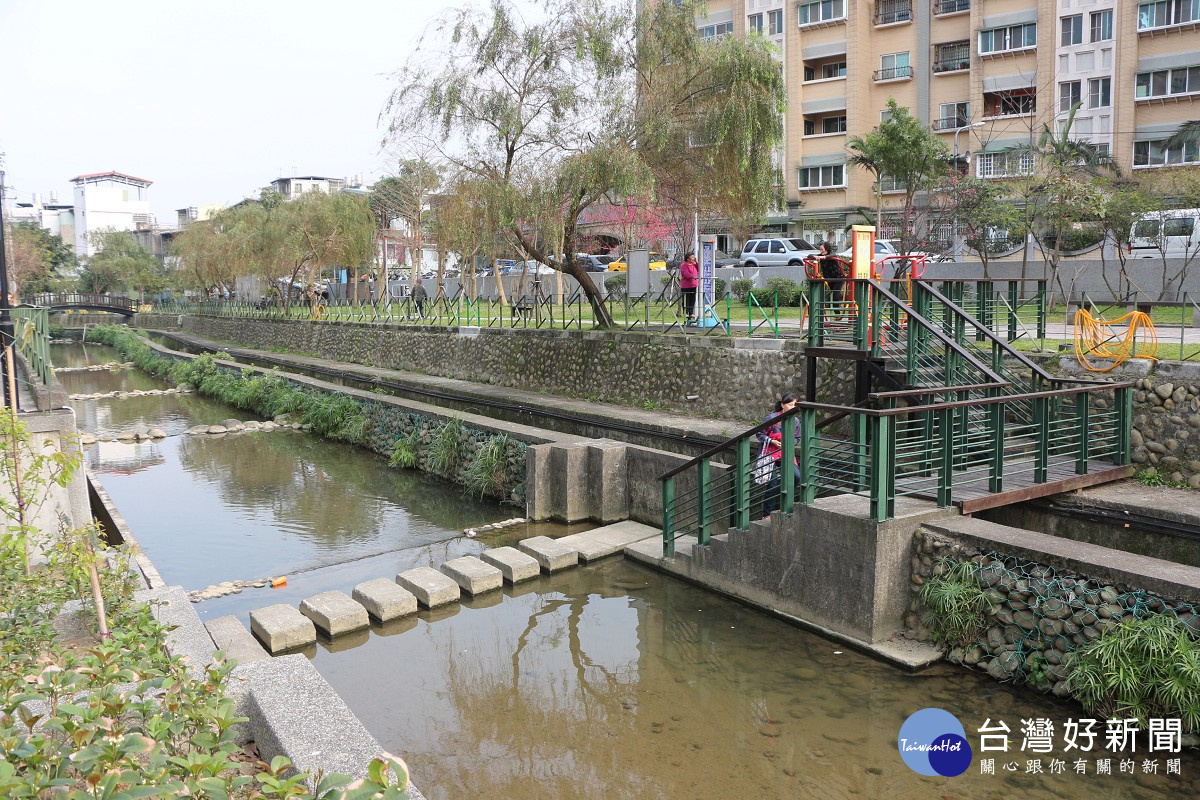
[[371, 157, 443, 293], [382, 0, 785, 326]]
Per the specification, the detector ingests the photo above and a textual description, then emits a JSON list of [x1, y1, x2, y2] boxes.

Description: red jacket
[[680, 259, 699, 289]]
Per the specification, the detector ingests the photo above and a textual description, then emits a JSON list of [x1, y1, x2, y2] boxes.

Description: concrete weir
[[624, 496, 954, 669]]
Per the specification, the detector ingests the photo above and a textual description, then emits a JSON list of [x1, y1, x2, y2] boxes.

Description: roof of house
[[69, 170, 153, 186], [272, 176, 344, 183]]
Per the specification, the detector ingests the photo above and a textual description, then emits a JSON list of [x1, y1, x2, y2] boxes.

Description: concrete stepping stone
[[396, 566, 460, 608], [299, 590, 369, 637], [249, 604, 316, 654], [205, 614, 269, 665], [440, 556, 503, 596], [352, 578, 417, 622], [480, 547, 541, 584], [517, 536, 579, 573]]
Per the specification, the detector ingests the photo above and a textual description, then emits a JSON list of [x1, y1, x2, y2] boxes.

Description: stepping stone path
[[440, 556, 503, 596], [299, 590, 369, 636], [240, 522, 659, 651], [250, 604, 316, 654], [480, 547, 541, 584], [352, 579, 417, 622]]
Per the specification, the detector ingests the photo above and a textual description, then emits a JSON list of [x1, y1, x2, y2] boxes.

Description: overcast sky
[[0, 0, 499, 224]]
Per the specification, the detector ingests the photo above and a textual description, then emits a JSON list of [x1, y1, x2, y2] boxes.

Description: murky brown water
[[312, 560, 1199, 800], [57, 342, 1200, 799]]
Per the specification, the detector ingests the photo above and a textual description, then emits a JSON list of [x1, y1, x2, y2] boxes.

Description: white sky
[[0, 0, 497, 224]]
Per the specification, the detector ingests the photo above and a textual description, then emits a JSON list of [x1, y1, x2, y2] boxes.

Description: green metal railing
[[660, 277, 1133, 551], [11, 306, 53, 386], [184, 287, 774, 337]]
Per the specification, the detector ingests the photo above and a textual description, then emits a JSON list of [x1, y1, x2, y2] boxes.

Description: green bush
[[604, 274, 627, 294], [748, 277, 801, 308], [464, 434, 513, 499], [918, 558, 990, 648], [731, 279, 754, 301], [713, 278, 726, 299], [1065, 614, 1200, 732]]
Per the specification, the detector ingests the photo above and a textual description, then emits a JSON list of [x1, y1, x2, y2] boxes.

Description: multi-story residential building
[[70, 171, 154, 257], [693, 0, 1200, 252], [9, 193, 76, 252], [176, 204, 227, 229], [268, 175, 349, 199]]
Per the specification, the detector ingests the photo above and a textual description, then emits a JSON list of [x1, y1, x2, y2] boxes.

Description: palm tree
[[1164, 120, 1200, 151], [846, 133, 887, 233]]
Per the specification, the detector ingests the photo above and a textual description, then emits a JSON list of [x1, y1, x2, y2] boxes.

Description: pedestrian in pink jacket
[[679, 252, 699, 323]]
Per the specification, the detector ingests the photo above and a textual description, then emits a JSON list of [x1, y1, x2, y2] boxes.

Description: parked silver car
[[739, 237, 820, 267]]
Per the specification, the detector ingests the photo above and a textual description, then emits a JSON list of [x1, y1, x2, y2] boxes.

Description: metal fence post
[[1033, 395, 1050, 483], [697, 458, 711, 546], [662, 477, 675, 557], [1076, 392, 1090, 474], [735, 437, 751, 530], [781, 414, 796, 514]]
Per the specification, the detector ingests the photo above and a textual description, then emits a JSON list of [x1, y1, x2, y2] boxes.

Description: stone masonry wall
[[170, 317, 839, 423]]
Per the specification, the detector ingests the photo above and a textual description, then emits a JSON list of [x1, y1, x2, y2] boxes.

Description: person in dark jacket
[[412, 280, 428, 318]]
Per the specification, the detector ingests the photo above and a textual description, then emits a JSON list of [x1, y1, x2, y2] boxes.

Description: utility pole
[[0, 169, 14, 409]]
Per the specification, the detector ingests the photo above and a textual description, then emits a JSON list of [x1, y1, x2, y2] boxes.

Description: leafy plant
[[426, 417, 466, 477], [1065, 614, 1200, 732], [731, 279, 754, 302], [748, 278, 801, 308], [389, 428, 420, 469], [464, 434, 512, 499], [918, 558, 990, 648]]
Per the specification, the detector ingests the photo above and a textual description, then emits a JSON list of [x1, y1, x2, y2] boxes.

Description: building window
[[875, 0, 912, 25], [822, 61, 846, 78], [798, 165, 845, 189], [933, 101, 970, 130], [748, 13, 763, 33], [934, 0, 970, 13], [1090, 9, 1113, 41], [1135, 65, 1200, 99], [1138, 0, 1200, 30], [879, 175, 907, 193], [976, 152, 1035, 178], [983, 87, 1036, 117], [979, 22, 1037, 54], [823, 115, 847, 133], [1061, 15, 1083, 46], [768, 9, 783, 34], [875, 52, 912, 81], [932, 41, 970, 73], [1134, 138, 1200, 166], [797, 0, 845, 26], [1088, 77, 1111, 108], [697, 21, 734, 40], [1060, 81, 1082, 113]]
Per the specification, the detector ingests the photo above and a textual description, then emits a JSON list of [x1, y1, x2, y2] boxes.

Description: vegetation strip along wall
[[82, 326, 526, 502]]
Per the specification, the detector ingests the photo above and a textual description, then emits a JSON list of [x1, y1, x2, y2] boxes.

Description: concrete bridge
[[24, 293, 138, 317]]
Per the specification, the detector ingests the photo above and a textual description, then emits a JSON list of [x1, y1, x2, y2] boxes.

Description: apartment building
[[695, 0, 1200, 249], [70, 171, 154, 257]]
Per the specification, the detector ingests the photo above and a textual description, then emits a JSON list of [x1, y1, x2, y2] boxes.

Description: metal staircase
[[660, 274, 1133, 555]]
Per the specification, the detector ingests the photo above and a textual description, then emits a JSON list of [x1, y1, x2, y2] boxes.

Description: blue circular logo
[[898, 708, 973, 777]]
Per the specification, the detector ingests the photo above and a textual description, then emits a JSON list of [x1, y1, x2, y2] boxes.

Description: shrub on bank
[[0, 408, 413, 798]]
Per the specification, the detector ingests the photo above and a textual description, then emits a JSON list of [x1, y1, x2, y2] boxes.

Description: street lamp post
[[951, 121, 986, 262]]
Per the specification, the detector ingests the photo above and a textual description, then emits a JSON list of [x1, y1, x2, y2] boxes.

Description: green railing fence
[[11, 305, 53, 386], [660, 276, 1132, 552]]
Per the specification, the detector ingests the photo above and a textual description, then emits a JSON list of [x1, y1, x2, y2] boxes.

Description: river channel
[[58, 339, 1200, 800]]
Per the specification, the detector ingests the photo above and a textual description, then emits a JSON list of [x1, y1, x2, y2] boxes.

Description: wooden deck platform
[[898, 458, 1134, 514]]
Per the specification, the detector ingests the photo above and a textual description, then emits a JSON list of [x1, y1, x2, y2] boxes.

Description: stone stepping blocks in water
[[299, 590, 370, 637], [352, 578, 417, 622], [247, 541, 585, 654], [518, 536, 580, 573], [439, 556, 503, 596], [480, 547, 541, 584]]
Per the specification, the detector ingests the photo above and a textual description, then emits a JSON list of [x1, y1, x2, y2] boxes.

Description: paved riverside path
[[146, 329, 756, 438]]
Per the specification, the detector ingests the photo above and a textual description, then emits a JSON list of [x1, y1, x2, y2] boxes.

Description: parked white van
[[1129, 208, 1200, 259]]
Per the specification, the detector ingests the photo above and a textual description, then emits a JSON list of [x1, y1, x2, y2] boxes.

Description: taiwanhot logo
[[898, 708, 973, 777]]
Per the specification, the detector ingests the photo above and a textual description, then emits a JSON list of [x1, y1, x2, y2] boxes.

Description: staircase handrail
[[866, 279, 1009, 386], [658, 405, 802, 481], [915, 280, 1114, 388]]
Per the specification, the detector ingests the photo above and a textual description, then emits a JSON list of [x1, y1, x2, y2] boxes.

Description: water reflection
[[313, 559, 1198, 800], [51, 342, 125, 369]]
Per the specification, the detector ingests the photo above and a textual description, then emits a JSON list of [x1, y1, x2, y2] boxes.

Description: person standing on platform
[[680, 252, 699, 324]]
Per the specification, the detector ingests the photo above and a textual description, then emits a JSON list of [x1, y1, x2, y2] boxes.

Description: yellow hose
[[1073, 308, 1158, 372]]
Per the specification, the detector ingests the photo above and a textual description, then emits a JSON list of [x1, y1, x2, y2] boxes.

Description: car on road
[[577, 253, 615, 272], [607, 251, 668, 271], [836, 239, 948, 268], [739, 237, 820, 267], [666, 249, 741, 270]]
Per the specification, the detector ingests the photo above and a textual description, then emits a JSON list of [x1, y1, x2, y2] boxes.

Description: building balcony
[[932, 116, 970, 131], [932, 58, 970, 74], [873, 65, 914, 82], [933, 0, 970, 14], [875, 0, 912, 26]]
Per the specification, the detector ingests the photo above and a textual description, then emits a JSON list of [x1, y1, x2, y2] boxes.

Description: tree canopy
[[79, 229, 163, 298], [382, 0, 786, 324], [5, 221, 76, 296]]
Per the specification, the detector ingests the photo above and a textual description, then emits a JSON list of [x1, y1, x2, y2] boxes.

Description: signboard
[[627, 249, 650, 296], [696, 234, 721, 328], [851, 225, 875, 280]]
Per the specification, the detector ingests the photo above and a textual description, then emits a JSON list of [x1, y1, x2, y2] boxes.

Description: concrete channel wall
[[140, 314, 863, 424]]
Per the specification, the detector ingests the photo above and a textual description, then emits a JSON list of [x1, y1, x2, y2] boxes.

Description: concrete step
[[557, 520, 659, 562]]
